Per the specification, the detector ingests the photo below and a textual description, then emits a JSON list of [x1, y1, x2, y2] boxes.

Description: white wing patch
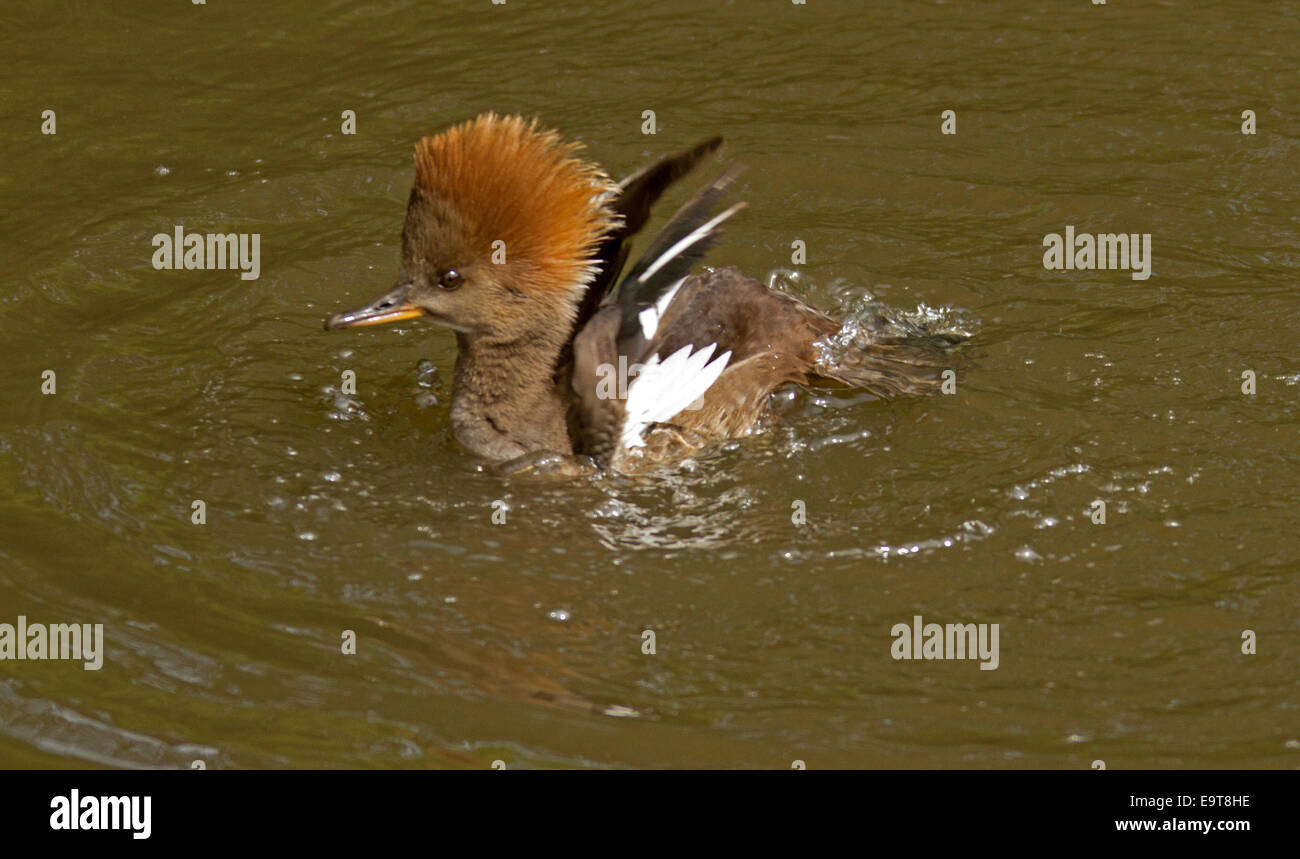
[[637, 277, 685, 340], [620, 343, 732, 449]]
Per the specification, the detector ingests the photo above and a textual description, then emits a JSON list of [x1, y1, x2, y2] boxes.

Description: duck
[[325, 112, 952, 472]]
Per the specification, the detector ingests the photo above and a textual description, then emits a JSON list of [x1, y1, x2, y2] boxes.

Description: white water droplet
[[1015, 545, 1043, 563]]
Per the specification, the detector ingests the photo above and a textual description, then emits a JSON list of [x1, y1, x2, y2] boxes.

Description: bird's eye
[[438, 269, 463, 290]]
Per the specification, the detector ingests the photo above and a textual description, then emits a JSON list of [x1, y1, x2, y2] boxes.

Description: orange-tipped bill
[[324, 285, 424, 330]]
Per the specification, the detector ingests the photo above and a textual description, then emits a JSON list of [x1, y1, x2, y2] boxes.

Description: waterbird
[[325, 113, 958, 472]]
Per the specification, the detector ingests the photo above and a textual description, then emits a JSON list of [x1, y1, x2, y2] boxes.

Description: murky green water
[[2, 0, 1297, 769]]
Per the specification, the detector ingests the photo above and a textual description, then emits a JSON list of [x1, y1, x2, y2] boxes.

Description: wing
[[570, 168, 748, 466], [571, 136, 725, 337]]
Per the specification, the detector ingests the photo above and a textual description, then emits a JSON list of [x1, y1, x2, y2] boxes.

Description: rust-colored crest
[[413, 113, 619, 293]]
